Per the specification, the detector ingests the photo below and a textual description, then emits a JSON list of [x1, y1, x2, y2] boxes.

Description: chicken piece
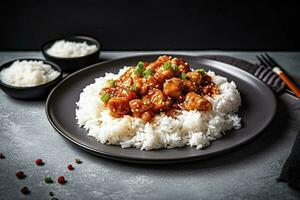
[[115, 68, 133, 88], [107, 97, 131, 117], [183, 80, 197, 92], [154, 68, 174, 83], [172, 57, 190, 74], [148, 89, 172, 112], [141, 111, 154, 122], [183, 92, 212, 111], [163, 77, 184, 99], [134, 78, 149, 95], [186, 71, 202, 83], [129, 99, 153, 117]]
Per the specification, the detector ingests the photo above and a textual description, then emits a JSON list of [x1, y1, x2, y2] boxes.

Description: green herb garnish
[[142, 68, 154, 78], [108, 80, 115, 87], [163, 61, 171, 70], [130, 84, 137, 91], [101, 93, 110, 102], [75, 159, 82, 164], [171, 63, 179, 71], [137, 61, 144, 69], [45, 176, 53, 184], [134, 61, 145, 76], [49, 192, 55, 196], [196, 68, 206, 75], [181, 73, 187, 80]]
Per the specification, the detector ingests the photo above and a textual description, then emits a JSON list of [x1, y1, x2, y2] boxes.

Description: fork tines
[[256, 53, 280, 70]]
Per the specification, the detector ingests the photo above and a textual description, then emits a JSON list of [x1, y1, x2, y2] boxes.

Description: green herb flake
[[101, 93, 110, 102], [108, 80, 116, 87], [163, 61, 171, 71], [51, 198, 59, 200], [181, 73, 187, 80], [130, 84, 137, 91], [137, 61, 144, 70], [196, 68, 206, 74], [45, 176, 53, 184], [171, 63, 179, 71], [142, 68, 154, 78], [49, 192, 55, 197], [75, 159, 82, 164]]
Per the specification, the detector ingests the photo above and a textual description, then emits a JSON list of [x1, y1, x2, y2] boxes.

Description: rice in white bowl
[[46, 40, 98, 58], [75, 67, 242, 150], [0, 60, 60, 87]]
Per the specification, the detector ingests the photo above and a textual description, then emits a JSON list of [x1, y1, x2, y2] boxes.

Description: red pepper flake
[[0, 153, 5, 159], [35, 159, 44, 166], [67, 164, 74, 171], [20, 186, 30, 195], [16, 171, 26, 179], [57, 176, 66, 184]]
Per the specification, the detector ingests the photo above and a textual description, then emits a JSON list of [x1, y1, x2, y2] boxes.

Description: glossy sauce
[[100, 56, 219, 122]]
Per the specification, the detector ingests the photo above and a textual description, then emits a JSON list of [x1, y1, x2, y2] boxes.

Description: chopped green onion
[[196, 68, 206, 74], [75, 159, 82, 164], [45, 176, 53, 184], [130, 84, 137, 91], [137, 61, 144, 69], [171, 63, 179, 71], [108, 80, 115, 87], [163, 61, 171, 70], [134, 62, 145, 76], [101, 93, 110, 102], [142, 68, 154, 78], [181, 73, 187, 80]]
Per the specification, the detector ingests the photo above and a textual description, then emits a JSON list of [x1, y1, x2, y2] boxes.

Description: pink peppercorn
[[35, 159, 44, 166], [57, 176, 66, 184], [67, 164, 74, 171], [20, 186, 30, 194], [16, 171, 26, 179]]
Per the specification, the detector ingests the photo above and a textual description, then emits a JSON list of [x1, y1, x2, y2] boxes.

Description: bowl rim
[[41, 35, 101, 60], [0, 58, 63, 90]]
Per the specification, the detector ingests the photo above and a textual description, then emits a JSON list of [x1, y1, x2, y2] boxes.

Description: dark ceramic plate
[[46, 54, 277, 164]]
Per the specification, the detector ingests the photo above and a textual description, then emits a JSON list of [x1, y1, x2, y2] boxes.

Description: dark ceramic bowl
[[42, 35, 101, 72], [0, 59, 62, 100]]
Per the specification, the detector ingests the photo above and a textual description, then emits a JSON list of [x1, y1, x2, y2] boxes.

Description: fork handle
[[273, 67, 300, 98]]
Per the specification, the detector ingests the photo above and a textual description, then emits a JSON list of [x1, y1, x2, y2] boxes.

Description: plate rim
[[45, 54, 277, 164]]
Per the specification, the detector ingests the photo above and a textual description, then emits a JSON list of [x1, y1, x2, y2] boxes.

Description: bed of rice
[[76, 67, 242, 150], [46, 40, 98, 58], [0, 60, 60, 87]]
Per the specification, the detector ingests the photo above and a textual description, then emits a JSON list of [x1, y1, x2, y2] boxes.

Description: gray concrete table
[[0, 51, 300, 200]]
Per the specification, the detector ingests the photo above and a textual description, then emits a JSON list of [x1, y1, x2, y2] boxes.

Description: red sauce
[[100, 55, 219, 122]]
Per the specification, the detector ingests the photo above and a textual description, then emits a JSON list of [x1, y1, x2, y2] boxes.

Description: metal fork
[[256, 53, 300, 98]]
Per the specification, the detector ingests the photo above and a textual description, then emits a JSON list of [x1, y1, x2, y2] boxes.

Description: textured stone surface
[[0, 52, 300, 200]]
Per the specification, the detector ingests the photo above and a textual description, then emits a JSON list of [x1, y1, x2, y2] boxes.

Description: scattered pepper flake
[[45, 175, 53, 184], [75, 159, 82, 164], [49, 191, 55, 196], [67, 164, 74, 171], [35, 159, 44, 166], [20, 186, 30, 195], [16, 171, 26, 179], [57, 176, 66, 184], [0, 153, 5, 159]]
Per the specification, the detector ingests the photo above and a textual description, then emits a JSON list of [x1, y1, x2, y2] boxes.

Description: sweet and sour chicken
[[100, 56, 219, 122]]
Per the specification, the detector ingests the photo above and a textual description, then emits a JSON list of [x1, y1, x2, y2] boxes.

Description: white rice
[[75, 67, 242, 150], [46, 40, 98, 58], [0, 60, 60, 87]]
